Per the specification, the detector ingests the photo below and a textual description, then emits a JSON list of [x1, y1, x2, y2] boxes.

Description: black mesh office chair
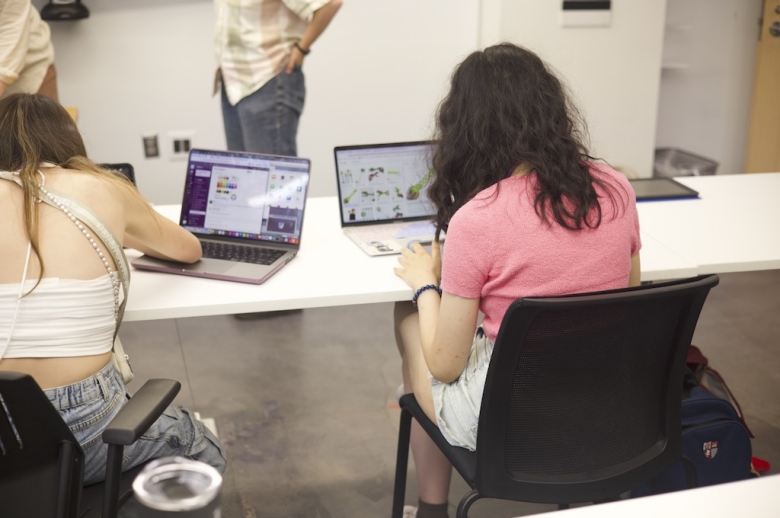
[[392, 274, 719, 517], [0, 372, 180, 518]]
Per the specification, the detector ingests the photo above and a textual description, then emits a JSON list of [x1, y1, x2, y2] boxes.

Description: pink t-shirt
[[440, 164, 641, 343]]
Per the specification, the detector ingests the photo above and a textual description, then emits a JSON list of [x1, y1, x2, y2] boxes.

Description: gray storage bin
[[654, 148, 718, 178]]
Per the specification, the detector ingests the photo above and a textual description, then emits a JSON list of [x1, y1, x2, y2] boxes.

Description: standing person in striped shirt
[[214, 0, 343, 157], [0, 0, 59, 101]]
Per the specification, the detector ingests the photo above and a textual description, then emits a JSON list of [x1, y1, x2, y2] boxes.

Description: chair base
[[79, 462, 145, 517]]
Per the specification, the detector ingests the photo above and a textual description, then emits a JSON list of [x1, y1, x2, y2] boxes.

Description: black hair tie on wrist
[[294, 42, 310, 55]]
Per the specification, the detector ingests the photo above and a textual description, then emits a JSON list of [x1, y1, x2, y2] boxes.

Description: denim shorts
[[430, 328, 494, 451], [45, 361, 226, 485]]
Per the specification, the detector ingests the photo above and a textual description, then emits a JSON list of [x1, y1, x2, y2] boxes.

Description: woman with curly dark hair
[[393, 43, 641, 518]]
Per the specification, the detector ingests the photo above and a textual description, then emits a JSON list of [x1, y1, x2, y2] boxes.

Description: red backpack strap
[[686, 344, 709, 369]]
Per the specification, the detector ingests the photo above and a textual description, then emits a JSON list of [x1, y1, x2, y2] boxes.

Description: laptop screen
[[181, 149, 310, 245], [334, 142, 436, 226]]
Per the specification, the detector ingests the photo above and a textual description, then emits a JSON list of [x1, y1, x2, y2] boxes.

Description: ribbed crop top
[[0, 276, 118, 358], [1, 167, 126, 360]]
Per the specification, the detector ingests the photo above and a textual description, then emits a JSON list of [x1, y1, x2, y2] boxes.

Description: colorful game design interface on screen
[[181, 151, 309, 244], [336, 144, 435, 224]]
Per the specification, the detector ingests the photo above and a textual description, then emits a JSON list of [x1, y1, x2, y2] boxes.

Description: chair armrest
[[102, 379, 181, 445]]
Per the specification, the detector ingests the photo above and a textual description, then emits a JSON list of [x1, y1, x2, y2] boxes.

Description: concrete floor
[[120, 270, 780, 517]]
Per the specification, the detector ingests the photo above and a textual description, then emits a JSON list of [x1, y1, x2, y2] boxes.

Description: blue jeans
[[221, 67, 306, 156], [45, 361, 227, 485]]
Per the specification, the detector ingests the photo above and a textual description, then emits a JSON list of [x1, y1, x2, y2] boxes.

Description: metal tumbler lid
[[132, 456, 222, 511]]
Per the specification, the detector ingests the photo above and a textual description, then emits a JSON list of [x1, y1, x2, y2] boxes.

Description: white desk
[[124, 198, 695, 322], [636, 233, 698, 281], [539, 475, 780, 517], [124, 199, 408, 321], [638, 173, 780, 274]]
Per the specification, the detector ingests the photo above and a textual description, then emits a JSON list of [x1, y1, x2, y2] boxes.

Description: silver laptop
[[334, 141, 440, 256], [131, 148, 310, 284]]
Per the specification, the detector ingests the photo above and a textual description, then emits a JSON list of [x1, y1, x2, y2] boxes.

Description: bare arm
[[395, 242, 480, 383], [417, 291, 480, 383], [121, 187, 202, 263], [629, 252, 641, 287], [285, 0, 343, 73]]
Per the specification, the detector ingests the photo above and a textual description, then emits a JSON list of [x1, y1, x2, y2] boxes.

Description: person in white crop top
[[0, 93, 226, 484]]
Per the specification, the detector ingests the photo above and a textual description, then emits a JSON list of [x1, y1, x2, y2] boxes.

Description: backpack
[[632, 346, 754, 497], [685, 345, 754, 438]]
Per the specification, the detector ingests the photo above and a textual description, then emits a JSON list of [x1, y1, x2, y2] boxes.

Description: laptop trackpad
[[139, 257, 234, 274], [184, 258, 234, 274], [131, 255, 234, 274], [226, 260, 276, 277]]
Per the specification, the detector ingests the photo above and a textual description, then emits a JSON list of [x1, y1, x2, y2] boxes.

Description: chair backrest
[[475, 275, 719, 504], [0, 372, 84, 518]]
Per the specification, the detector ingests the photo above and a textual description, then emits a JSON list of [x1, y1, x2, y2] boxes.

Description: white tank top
[[0, 167, 126, 359], [0, 276, 118, 358]]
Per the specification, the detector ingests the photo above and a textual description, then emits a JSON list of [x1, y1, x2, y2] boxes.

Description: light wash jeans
[[44, 361, 226, 485], [221, 67, 306, 156]]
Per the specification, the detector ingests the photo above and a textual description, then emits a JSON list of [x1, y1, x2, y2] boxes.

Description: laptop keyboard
[[348, 223, 407, 241], [201, 241, 286, 265], [348, 221, 438, 242]]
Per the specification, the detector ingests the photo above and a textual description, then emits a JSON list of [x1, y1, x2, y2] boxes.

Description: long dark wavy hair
[[427, 43, 623, 240]]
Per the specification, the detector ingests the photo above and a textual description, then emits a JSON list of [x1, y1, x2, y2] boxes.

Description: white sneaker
[[193, 412, 219, 438], [403, 505, 417, 518]]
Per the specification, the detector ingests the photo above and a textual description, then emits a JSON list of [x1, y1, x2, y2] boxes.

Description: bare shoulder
[[44, 167, 130, 235], [45, 166, 120, 195]]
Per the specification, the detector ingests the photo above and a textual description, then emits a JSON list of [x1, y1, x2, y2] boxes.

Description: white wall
[[38, 0, 479, 203], [39, 0, 676, 201], [297, 0, 478, 199], [655, 0, 762, 175], [487, 0, 668, 178]]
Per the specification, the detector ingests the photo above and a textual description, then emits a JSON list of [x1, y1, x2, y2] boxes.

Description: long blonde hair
[[0, 93, 139, 291]]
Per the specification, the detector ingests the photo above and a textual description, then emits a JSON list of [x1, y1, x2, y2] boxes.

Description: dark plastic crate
[[654, 148, 718, 178]]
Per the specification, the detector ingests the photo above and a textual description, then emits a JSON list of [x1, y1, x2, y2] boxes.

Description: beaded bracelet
[[412, 284, 442, 308]]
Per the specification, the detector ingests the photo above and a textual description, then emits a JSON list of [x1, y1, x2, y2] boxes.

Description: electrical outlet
[[168, 131, 194, 161], [142, 133, 159, 158]]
